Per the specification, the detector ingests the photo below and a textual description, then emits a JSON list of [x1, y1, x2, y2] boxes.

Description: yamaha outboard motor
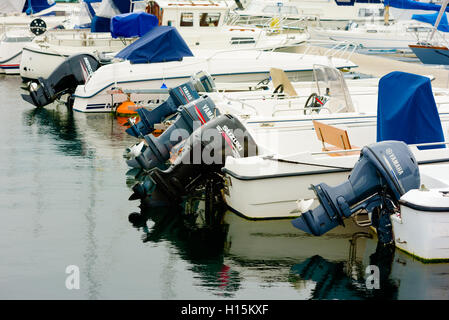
[[126, 95, 220, 170], [291, 141, 420, 243], [126, 71, 216, 138], [148, 114, 258, 202], [21, 53, 102, 107]]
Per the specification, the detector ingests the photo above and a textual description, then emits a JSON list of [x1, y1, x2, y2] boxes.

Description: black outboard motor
[[291, 141, 420, 243], [21, 53, 102, 108], [126, 96, 220, 170], [126, 71, 216, 138], [149, 114, 258, 202]]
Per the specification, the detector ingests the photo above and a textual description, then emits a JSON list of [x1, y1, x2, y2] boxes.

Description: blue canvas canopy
[[115, 26, 194, 64], [412, 12, 449, 32], [384, 0, 449, 12], [377, 71, 445, 150], [23, 0, 56, 14], [111, 12, 159, 38], [90, 0, 132, 32]]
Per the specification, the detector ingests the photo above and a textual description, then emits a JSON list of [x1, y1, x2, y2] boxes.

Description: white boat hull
[[391, 164, 449, 261], [222, 115, 449, 220], [72, 50, 356, 113]]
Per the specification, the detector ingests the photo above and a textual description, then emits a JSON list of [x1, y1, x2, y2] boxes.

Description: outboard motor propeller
[[21, 54, 102, 107], [126, 71, 216, 138], [126, 95, 220, 170], [291, 141, 420, 243], [148, 114, 258, 202]]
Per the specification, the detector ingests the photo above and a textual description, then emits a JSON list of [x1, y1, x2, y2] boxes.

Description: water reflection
[[128, 185, 398, 299], [290, 242, 398, 300], [128, 201, 241, 297], [23, 106, 89, 157]]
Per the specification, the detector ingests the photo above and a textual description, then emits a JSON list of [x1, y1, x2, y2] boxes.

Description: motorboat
[[19, 0, 309, 81], [0, 0, 100, 75], [69, 48, 355, 113], [18, 0, 142, 80], [0, 29, 35, 74], [308, 19, 436, 53], [220, 72, 449, 222], [230, 0, 390, 29], [0, 1, 81, 33], [20, 25, 353, 111]]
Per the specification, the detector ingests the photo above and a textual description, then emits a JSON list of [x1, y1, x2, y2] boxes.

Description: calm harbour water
[[1, 75, 448, 300]]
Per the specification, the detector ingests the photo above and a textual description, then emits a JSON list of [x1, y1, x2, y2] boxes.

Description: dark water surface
[[1, 75, 448, 300]]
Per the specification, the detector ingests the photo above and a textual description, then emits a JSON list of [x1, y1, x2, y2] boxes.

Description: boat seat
[[312, 120, 359, 156], [269, 68, 298, 97]]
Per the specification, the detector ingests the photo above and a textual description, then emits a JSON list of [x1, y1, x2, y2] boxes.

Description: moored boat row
[[11, 0, 449, 264]]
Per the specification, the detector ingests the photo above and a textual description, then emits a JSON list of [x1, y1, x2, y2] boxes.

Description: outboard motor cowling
[[126, 71, 216, 138], [126, 96, 220, 170], [149, 114, 258, 201], [21, 54, 102, 107], [291, 141, 420, 241]]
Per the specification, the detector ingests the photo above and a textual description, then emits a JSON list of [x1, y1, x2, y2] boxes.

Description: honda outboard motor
[[149, 114, 258, 202], [21, 54, 102, 108], [126, 71, 216, 138], [291, 141, 420, 243], [126, 95, 220, 170]]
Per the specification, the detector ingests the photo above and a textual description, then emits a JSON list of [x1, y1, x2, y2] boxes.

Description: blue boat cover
[[377, 71, 445, 150], [91, 16, 111, 32], [115, 26, 194, 64], [412, 12, 449, 32], [111, 12, 159, 38], [112, 0, 131, 14], [384, 0, 449, 12], [23, 0, 56, 14]]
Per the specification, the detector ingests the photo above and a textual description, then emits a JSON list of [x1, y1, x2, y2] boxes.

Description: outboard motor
[[126, 71, 216, 138], [291, 141, 420, 243], [21, 54, 102, 108], [149, 114, 258, 202], [126, 95, 220, 170]]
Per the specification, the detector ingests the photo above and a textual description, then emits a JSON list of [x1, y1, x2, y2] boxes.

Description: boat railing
[[219, 95, 260, 115], [424, 28, 449, 48], [200, 38, 354, 63], [226, 11, 318, 32], [300, 39, 359, 62]]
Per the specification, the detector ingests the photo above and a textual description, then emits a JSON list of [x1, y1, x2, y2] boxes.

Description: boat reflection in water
[[127, 174, 403, 299], [23, 106, 88, 157], [128, 196, 241, 297]]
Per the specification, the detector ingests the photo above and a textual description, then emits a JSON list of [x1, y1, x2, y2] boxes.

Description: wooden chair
[[312, 120, 359, 156]]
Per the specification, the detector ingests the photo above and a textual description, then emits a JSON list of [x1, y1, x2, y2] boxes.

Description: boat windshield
[[313, 65, 355, 113]]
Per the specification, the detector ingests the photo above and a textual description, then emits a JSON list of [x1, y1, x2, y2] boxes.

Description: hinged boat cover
[[111, 12, 159, 38], [412, 12, 449, 32], [377, 71, 445, 150], [115, 26, 194, 64]]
